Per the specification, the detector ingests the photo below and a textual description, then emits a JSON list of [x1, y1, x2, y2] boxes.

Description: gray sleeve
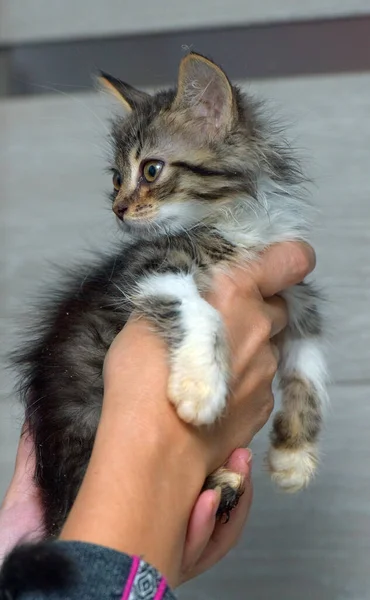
[[0, 540, 177, 600]]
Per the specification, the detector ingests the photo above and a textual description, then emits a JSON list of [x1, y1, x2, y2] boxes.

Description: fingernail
[[245, 448, 253, 464]]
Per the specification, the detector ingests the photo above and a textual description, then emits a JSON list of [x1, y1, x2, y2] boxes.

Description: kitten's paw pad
[[268, 444, 318, 492], [168, 350, 228, 425], [204, 468, 245, 522]]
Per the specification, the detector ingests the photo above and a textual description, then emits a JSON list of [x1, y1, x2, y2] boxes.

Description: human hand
[[178, 243, 314, 584], [201, 241, 316, 467], [180, 447, 252, 584], [0, 425, 44, 566], [103, 241, 315, 474]]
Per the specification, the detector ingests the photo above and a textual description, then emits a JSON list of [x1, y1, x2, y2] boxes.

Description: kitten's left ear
[[173, 53, 236, 133], [98, 72, 150, 111]]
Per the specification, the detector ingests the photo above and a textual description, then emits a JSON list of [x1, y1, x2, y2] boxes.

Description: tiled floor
[[1, 72, 370, 599]]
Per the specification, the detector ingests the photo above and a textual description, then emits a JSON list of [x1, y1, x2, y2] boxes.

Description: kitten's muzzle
[[113, 200, 129, 220]]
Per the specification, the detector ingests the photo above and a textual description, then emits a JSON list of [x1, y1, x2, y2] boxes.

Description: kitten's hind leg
[[203, 468, 245, 521], [135, 272, 229, 425], [268, 283, 328, 491]]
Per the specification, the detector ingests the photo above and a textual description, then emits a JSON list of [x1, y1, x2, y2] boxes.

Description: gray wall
[[1, 0, 370, 43]]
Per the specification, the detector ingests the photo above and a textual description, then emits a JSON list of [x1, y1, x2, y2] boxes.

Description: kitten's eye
[[142, 160, 164, 183], [112, 171, 122, 191]]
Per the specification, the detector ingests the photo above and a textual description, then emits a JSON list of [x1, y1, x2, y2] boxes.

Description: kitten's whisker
[[25, 394, 47, 412], [112, 282, 132, 304], [26, 395, 49, 421], [108, 255, 118, 282]]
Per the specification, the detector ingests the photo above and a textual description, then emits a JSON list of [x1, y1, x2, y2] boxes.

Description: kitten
[[15, 52, 327, 537]]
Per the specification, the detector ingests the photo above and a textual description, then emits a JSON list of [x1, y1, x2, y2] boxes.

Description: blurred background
[[1, 2, 370, 599]]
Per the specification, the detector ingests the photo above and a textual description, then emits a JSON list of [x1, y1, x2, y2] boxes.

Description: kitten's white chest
[[217, 182, 312, 252]]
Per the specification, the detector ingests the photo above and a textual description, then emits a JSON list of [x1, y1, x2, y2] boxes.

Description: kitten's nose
[[113, 201, 128, 220]]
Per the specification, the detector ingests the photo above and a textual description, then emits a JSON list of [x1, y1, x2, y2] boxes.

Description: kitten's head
[[100, 53, 299, 238]]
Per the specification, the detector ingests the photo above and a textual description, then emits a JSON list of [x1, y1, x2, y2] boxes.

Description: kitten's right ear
[[173, 53, 235, 134], [98, 72, 150, 111]]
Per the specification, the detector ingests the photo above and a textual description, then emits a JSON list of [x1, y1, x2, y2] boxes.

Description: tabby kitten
[[16, 53, 327, 537]]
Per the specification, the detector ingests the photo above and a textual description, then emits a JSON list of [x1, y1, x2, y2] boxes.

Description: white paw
[[268, 444, 318, 492], [168, 346, 228, 426]]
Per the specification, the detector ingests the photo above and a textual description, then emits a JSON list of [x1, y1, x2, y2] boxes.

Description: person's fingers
[[251, 242, 316, 297], [181, 488, 220, 574], [13, 424, 33, 476], [264, 295, 289, 337], [0, 425, 45, 565], [209, 450, 253, 546], [215, 242, 315, 301], [1, 425, 38, 510], [189, 449, 253, 577]]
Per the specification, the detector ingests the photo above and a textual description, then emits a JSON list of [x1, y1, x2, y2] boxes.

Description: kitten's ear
[[174, 53, 235, 133], [98, 72, 150, 111]]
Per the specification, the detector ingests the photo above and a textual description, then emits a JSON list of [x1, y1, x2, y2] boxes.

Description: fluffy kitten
[[15, 53, 327, 537]]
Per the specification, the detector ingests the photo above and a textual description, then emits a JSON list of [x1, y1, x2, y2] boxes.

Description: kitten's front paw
[[168, 347, 228, 426], [267, 444, 318, 492]]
